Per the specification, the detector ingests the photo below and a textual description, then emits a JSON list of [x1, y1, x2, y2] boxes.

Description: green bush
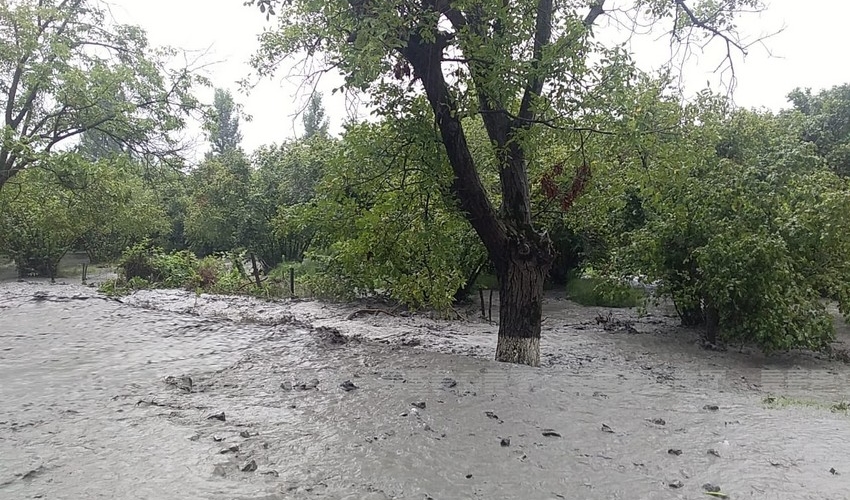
[[116, 242, 200, 290], [196, 256, 225, 287], [119, 242, 158, 281], [566, 277, 644, 308], [106, 245, 290, 298]]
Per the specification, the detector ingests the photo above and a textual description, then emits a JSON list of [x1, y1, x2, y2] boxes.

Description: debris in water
[[541, 429, 561, 438], [239, 430, 251, 438], [484, 411, 500, 420], [829, 467, 839, 475], [707, 449, 721, 458], [213, 435, 224, 442], [500, 437, 511, 447], [219, 445, 239, 454], [601, 423, 614, 433], [668, 479, 684, 488], [164, 375, 193, 393], [703, 404, 720, 411], [340, 380, 358, 391], [702, 483, 721, 492], [648, 418, 666, 426], [465, 474, 473, 479], [441, 378, 457, 388], [280, 381, 293, 391], [314, 326, 349, 344], [17, 466, 46, 480], [241, 459, 258, 472], [411, 401, 426, 409], [668, 449, 683, 456], [296, 379, 320, 391], [207, 412, 226, 422]]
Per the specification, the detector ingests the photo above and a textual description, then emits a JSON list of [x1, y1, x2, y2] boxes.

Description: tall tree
[[302, 93, 329, 139], [787, 84, 850, 177], [0, 0, 203, 190], [247, 0, 764, 366], [205, 88, 244, 156]]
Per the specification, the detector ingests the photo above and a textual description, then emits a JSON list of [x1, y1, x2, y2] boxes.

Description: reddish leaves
[[539, 162, 592, 211]]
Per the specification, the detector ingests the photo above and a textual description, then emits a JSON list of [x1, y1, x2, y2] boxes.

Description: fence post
[[479, 289, 485, 319], [289, 267, 295, 297], [488, 289, 494, 322]]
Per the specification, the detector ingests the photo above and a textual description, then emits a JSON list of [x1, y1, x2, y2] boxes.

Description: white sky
[[104, 0, 850, 159]]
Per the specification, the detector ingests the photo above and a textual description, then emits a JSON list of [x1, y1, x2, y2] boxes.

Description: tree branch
[[517, 0, 554, 122]]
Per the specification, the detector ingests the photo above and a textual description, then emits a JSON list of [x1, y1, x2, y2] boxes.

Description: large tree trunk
[[495, 249, 550, 366], [399, 10, 560, 366]]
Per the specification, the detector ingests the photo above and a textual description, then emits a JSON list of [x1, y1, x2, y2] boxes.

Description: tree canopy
[[0, 0, 204, 189], [247, 0, 767, 365], [204, 88, 244, 156]]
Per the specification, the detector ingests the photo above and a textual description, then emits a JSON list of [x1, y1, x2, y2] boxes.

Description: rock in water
[[340, 380, 358, 392], [165, 375, 193, 393]]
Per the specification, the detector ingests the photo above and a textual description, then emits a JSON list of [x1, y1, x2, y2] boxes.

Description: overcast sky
[[105, 0, 850, 158]]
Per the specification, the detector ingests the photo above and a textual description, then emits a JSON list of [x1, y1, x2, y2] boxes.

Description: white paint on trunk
[[495, 335, 540, 367]]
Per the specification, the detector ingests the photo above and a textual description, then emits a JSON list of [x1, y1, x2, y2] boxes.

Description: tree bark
[[495, 242, 551, 366], [400, 23, 557, 366]]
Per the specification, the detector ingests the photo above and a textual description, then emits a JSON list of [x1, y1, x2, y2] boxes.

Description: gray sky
[[106, 0, 850, 158]]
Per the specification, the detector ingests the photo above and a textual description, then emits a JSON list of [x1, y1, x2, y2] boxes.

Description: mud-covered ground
[[2, 275, 849, 499]]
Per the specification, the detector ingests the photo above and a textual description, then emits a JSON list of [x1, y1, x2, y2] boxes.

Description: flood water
[[1, 282, 849, 499]]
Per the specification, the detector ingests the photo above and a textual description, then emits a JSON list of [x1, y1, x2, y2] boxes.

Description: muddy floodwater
[[2, 281, 850, 499]]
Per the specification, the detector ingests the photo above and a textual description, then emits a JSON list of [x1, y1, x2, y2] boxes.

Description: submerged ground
[[1, 268, 849, 499]]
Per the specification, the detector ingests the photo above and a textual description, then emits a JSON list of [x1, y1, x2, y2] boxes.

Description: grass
[[762, 395, 850, 414], [566, 277, 645, 308]]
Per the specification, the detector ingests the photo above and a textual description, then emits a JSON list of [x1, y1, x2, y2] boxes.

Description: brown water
[[1, 282, 849, 500]]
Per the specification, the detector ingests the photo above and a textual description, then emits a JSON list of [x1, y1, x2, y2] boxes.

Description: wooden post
[[250, 254, 262, 288], [479, 289, 486, 319], [488, 289, 493, 322], [289, 267, 295, 296]]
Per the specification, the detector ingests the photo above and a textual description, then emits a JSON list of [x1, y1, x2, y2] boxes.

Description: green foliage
[[583, 101, 850, 352], [788, 84, 850, 177], [0, 0, 205, 189], [283, 111, 487, 310], [302, 93, 329, 139], [105, 243, 293, 298], [204, 88, 244, 156], [0, 155, 169, 276], [117, 242, 200, 288], [253, 136, 334, 264], [566, 276, 645, 309], [184, 151, 254, 255]]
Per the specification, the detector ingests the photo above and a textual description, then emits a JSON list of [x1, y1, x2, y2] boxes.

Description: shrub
[[566, 277, 644, 308]]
